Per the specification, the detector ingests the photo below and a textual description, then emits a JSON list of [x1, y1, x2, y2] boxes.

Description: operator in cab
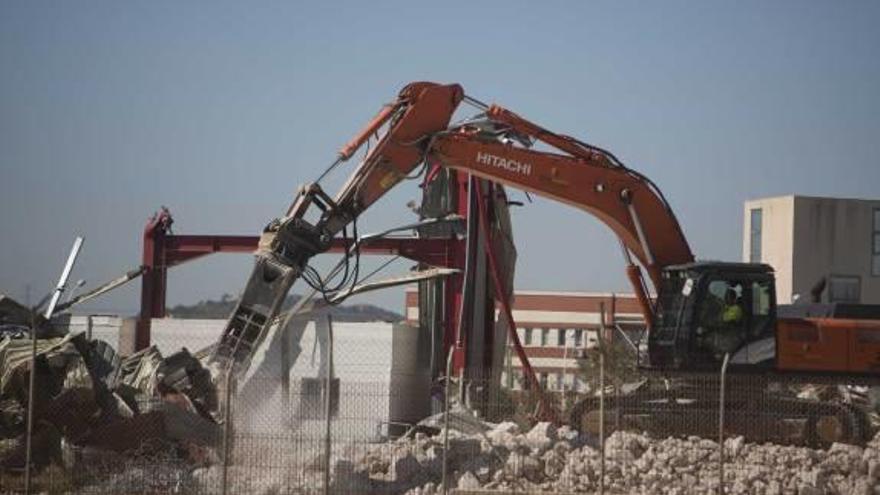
[[696, 283, 746, 360], [721, 288, 744, 325]]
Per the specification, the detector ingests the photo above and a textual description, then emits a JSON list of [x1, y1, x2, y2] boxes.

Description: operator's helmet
[[725, 287, 738, 304]]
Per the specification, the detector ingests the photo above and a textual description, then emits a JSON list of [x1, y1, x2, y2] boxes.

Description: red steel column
[[136, 211, 170, 351]]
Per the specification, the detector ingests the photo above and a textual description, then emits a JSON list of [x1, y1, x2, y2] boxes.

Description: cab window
[[699, 280, 745, 328], [695, 279, 746, 359], [749, 280, 773, 338]]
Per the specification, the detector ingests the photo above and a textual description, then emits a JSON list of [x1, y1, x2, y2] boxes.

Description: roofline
[[745, 194, 880, 204], [405, 288, 646, 298]]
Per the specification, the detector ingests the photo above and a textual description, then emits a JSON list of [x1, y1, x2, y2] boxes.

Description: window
[[540, 328, 549, 347], [556, 329, 567, 347], [750, 208, 763, 263], [695, 279, 747, 357], [751, 281, 771, 316], [586, 332, 598, 348], [519, 371, 529, 390], [523, 328, 533, 346], [573, 329, 584, 348], [873, 209, 880, 276], [750, 280, 774, 338], [700, 280, 744, 328], [829, 275, 861, 303]]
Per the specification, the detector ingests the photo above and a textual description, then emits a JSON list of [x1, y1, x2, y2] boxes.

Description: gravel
[[330, 423, 880, 495]]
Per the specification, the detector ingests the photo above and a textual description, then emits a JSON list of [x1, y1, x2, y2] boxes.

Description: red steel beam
[[162, 235, 455, 268], [137, 208, 460, 351]]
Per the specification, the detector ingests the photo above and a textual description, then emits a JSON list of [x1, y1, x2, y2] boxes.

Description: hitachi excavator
[[212, 81, 880, 446]]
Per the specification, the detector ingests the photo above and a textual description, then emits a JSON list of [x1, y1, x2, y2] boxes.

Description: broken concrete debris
[[327, 424, 880, 495], [0, 295, 220, 479], [2, 291, 879, 494]]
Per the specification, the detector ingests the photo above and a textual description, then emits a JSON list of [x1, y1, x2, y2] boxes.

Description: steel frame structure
[[138, 208, 457, 343], [136, 173, 512, 380]]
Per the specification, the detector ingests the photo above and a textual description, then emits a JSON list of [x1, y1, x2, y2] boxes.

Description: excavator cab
[[647, 261, 776, 370]]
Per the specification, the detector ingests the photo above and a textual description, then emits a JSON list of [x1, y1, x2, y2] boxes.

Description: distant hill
[[168, 293, 403, 322]]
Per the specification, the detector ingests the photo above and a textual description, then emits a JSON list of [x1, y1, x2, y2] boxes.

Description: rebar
[[25, 236, 83, 493]]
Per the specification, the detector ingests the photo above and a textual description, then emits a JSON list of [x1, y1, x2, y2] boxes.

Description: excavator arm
[[211, 82, 465, 372], [428, 105, 695, 326], [443, 105, 694, 277], [213, 81, 694, 386]]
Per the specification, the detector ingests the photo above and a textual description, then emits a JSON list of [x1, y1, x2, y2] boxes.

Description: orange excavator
[[214, 81, 880, 445]]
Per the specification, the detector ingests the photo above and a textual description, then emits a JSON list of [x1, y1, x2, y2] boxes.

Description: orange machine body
[[776, 317, 880, 374]]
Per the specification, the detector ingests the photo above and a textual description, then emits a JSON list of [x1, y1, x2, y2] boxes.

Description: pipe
[[625, 198, 654, 267], [337, 104, 397, 160], [474, 182, 558, 423], [626, 264, 655, 330]]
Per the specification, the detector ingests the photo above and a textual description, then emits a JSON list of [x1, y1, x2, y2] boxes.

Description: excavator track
[[569, 378, 873, 448]]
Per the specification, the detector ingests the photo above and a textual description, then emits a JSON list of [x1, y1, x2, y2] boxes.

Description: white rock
[[851, 477, 874, 495], [724, 436, 745, 457], [491, 421, 520, 435], [525, 422, 557, 453], [797, 484, 822, 495], [604, 431, 649, 460], [457, 471, 481, 490], [830, 442, 864, 457]]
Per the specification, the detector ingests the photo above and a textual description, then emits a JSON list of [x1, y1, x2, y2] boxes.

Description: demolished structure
[[0, 294, 220, 484]]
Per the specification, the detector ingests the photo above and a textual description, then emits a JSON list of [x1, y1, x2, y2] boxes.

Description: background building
[[743, 195, 880, 304], [62, 316, 426, 440], [406, 289, 644, 392]]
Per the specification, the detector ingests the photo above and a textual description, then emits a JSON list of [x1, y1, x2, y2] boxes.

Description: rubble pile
[[333, 421, 880, 495], [3, 293, 880, 494], [0, 294, 220, 491]]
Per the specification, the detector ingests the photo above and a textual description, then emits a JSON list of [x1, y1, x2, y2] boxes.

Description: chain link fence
[[1, 311, 879, 494]]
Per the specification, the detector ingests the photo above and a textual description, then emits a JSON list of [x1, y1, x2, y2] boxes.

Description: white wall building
[[61, 316, 427, 440], [743, 195, 880, 304]]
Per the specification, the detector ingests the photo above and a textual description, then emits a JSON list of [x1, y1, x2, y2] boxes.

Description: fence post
[[323, 315, 334, 495], [598, 302, 606, 495], [24, 310, 38, 495], [718, 352, 731, 495], [221, 367, 236, 495], [281, 324, 291, 424], [442, 349, 454, 495], [25, 236, 83, 494]]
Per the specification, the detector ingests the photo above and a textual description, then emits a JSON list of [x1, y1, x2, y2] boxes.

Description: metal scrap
[[0, 295, 222, 474]]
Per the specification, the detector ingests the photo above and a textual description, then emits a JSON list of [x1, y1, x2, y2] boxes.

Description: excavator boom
[[211, 81, 696, 378], [207, 81, 880, 446]]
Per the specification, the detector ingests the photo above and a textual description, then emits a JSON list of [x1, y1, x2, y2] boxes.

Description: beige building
[[405, 289, 644, 392], [743, 195, 880, 304]]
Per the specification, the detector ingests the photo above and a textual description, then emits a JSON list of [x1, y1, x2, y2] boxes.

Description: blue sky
[[2, 1, 879, 314]]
